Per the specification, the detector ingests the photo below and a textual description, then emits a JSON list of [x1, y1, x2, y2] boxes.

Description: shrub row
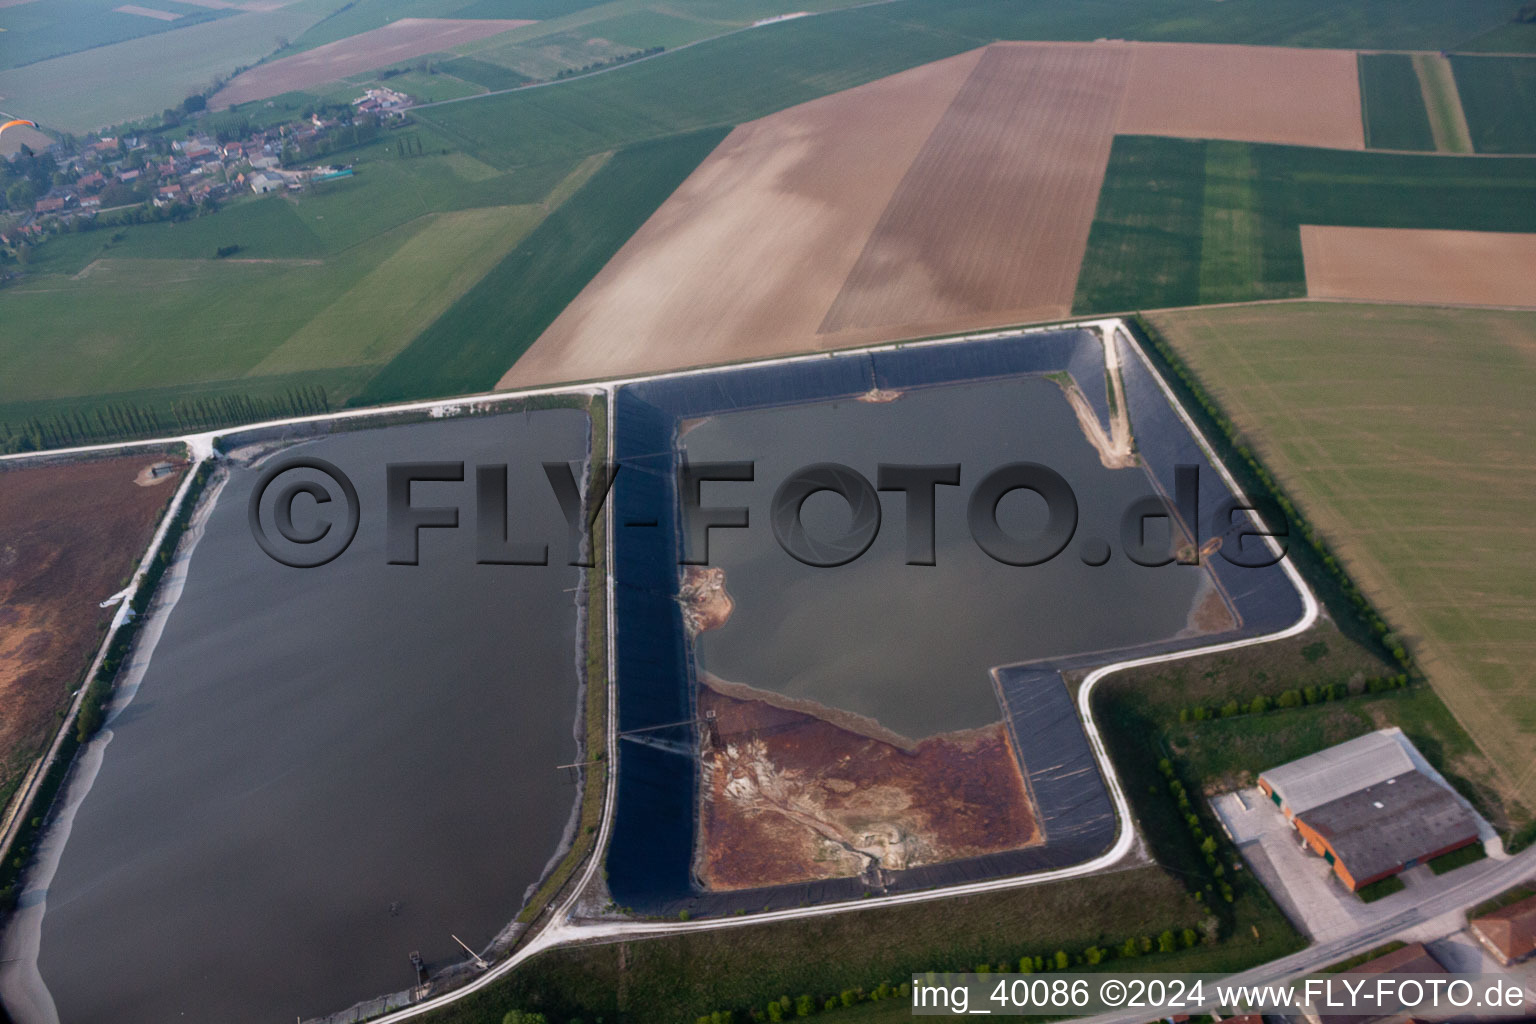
[[1176, 675, 1410, 723], [1157, 758, 1237, 905]]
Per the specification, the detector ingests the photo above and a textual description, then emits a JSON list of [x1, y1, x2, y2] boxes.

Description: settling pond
[[15, 409, 589, 1024], [604, 327, 1307, 916], [685, 375, 1208, 741]]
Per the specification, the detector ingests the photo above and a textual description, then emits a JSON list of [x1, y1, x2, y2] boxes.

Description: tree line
[[1, 387, 331, 453]]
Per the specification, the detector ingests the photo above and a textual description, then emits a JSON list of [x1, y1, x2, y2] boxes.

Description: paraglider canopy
[[1, 119, 39, 135]]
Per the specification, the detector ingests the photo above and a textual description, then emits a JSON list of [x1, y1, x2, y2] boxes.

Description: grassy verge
[[1427, 843, 1487, 875], [1324, 941, 1406, 972], [506, 395, 610, 930], [1469, 884, 1535, 920], [1356, 876, 1406, 903], [420, 867, 1219, 1023]]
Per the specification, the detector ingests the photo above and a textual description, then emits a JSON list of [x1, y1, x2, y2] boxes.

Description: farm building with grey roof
[[1259, 730, 1481, 891]]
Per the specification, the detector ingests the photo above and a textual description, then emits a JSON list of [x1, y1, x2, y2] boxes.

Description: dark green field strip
[[352, 127, 730, 405], [1450, 54, 1536, 153], [414, 9, 983, 169], [1359, 53, 1436, 150], [1073, 136, 1208, 313], [437, 56, 532, 92], [1074, 137, 1536, 314]]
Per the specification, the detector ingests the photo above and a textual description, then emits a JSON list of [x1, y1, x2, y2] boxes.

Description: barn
[[1258, 730, 1481, 891]]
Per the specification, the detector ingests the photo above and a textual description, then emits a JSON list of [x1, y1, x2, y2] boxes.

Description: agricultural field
[[0, 149, 603, 431], [435, 55, 530, 90], [208, 17, 533, 108], [0, 0, 231, 71], [0, 454, 185, 818], [355, 127, 727, 404], [1450, 54, 1536, 154], [503, 40, 1371, 387], [1147, 302, 1536, 814], [1074, 137, 1536, 313], [0, 0, 349, 131], [1412, 52, 1475, 153], [1301, 225, 1536, 307], [1358, 53, 1435, 151], [1116, 43, 1363, 150]]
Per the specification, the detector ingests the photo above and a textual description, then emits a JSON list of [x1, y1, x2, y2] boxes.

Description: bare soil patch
[[210, 18, 533, 108], [1301, 226, 1536, 307], [818, 43, 1130, 337], [696, 682, 1039, 891], [0, 455, 183, 806], [502, 48, 984, 387], [1118, 42, 1364, 150]]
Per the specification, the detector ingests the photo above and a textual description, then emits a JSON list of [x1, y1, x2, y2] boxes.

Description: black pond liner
[[603, 327, 1306, 918]]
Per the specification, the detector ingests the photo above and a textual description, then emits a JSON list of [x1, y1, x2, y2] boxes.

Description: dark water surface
[[35, 410, 588, 1023], [685, 377, 1209, 739]]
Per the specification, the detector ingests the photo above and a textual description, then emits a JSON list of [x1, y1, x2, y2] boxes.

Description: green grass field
[[1412, 52, 1475, 153], [0, 150, 610, 436], [437, 56, 532, 91], [0, 0, 231, 72], [0, 0, 349, 132], [354, 127, 728, 404], [1458, 21, 1536, 52], [415, 867, 1230, 1023], [1148, 303, 1536, 817], [1450, 54, 1536, 153], [1073, 137, 1536, 314], [1358, 53, 1436, 151]]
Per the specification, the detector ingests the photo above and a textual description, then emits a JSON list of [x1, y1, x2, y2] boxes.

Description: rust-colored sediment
[[681, 565, 733, 635], [696, 682, 1040, 891], [0, 455, 185, 804]]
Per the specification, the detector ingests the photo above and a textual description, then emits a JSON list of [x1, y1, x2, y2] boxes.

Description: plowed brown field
[[501, 41, 1365, 388], [501, 48, 986, 387], [818, 44, 1130, 336], [0, 455, 183, 809], [1301, 226, 1536, 307], [210, 18, 533, 108], [1118, 43, 1363, 150]]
